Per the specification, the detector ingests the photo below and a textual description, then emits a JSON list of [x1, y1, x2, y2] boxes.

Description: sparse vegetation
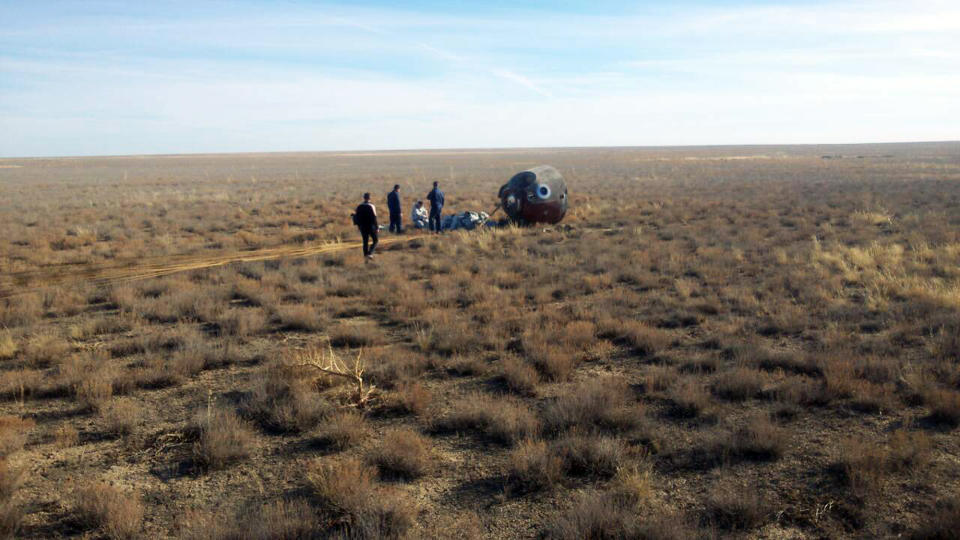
[[193, 406, 257, 469], [74, 482, 144, 540], [369, 427, 433, 480], [1, 145, 958, 537]]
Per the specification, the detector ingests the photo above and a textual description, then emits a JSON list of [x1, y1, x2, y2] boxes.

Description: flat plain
[[1, 143, 959, 538]]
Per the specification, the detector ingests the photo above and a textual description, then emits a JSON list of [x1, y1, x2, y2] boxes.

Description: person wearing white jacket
[[411, 200, 429, 229]]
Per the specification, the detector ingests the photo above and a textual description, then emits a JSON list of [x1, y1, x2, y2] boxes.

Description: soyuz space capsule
[[498, 165, 568, 225]]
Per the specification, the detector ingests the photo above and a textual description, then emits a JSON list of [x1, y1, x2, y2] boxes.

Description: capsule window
[[536, 185, 551, 199]]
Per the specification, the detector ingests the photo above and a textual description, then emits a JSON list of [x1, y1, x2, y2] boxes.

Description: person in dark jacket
[[386, 184, 403, 233], [354, 193, 379, 259], [426, 181, 444, 234]]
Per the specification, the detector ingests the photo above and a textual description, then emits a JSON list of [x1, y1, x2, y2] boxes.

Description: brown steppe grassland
[[0, 143, 959, 539]]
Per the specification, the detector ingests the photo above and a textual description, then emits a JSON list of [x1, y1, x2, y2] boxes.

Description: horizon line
[[2, 139, 958, 161]]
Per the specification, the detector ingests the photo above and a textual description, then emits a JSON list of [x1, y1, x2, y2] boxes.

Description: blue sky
[[1, 1, 958, 157]]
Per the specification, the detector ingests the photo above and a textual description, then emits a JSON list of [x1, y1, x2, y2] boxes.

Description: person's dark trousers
[[360, 228, 378, 257], [389, 212, 403, 233], [429, 209, 442, 233]]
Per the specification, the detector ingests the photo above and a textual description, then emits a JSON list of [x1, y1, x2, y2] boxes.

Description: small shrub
[[239, 499, 323, 540], [506, 439, 562, 493], [0, 458, 25, 503], [608, 463, 653, 508], [309, 457, 377, 512], [668, 380, 711, 419], [194, 406, 257, 469], [76, 374, 115, 412], [318, 410, 369, 450], [217, 307, 267, 337], [307, 456, 418, 538], [530, 346, 577, 382], [345, 490, 416, 540], [0, 498, 23, 539], [643, 365, 678, 393], [887, 430, 933, 471], [722, 415, 787, 461], [561, 321, 597, 349], [832, 438, 888, 495], [553, 433, 625, 478], [365, 347, 429, 388], [501, 356, 539, 396], [617, 320, 673, 355], [54, 424, 79, 448], [244, 363, 331, 433], [74, 482, 144, 540], [275, 304, 324, 331], [370, 428, 433, 480], [712, 367, 765, 401], [394, 381, 433, 417], [0, 417, 33, 458], [445, 356, 487, 377], [912, 498, 960, 540], [329, 322, 381, 347], [23, 332, 70, 368], [103, 398, 139, 437], [0, 333, 16, 360], [436, 392, 539, 445], [544, 491, 642, 539], [0, 369, 43, 401], [703, 478, 768, 531], [543, 377, 640, 434], [925, 389, 960, 427], [0, 294, 41, 328]]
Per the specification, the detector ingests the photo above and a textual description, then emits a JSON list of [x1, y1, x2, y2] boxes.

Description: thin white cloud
[[0, 0, 958, 156]]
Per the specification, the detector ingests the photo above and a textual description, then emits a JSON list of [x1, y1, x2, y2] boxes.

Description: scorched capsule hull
[[498, 165, 568, 225]]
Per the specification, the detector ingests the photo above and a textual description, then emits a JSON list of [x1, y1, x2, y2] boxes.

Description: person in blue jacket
[[426, 181, 444, 234], [386, 184, 403, 233]]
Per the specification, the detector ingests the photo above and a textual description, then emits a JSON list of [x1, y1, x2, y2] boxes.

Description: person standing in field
[[354, 192, 379, 260], [427, 181, 444, 234], [387, 184, 403, 234]]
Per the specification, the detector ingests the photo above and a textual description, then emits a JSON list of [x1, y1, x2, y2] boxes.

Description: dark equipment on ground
[[497, 165, 568, 225]]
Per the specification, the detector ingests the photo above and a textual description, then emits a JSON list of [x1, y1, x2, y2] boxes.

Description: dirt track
[[0, 235, 425, 298]]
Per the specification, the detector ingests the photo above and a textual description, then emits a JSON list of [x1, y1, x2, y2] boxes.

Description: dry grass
[[307, 457, 416, 538], [0, 417, 33, 458], [243, 362, 331, 433], [0, 459, 25, 506], [74, 482, 144, 540], [712, 366, 766, 401], [317, 410, 369, 450], [506, 439, 563, 493], [668, 379, 712, 419], [103, 398, 140, 437], [193, 406, 257, 469], [180, 499, 322, 540], [501, 355, 540, 396], [702, 477, 769, 532], [925, 389, 960, 427], [912, 498, 960, 540], [0, 333, 15, 360], [436, 392, 540, 445], [369, 427, 433, 480], [543, 377, 640, 434], [2, 145, 959, 538], [552, 432, 625, 478], [54, 424, 79, 448]]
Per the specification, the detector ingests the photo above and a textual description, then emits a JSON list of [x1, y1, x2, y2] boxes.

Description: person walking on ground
[[354, 193, 379, 260], [427, 181, 444, 234], [387, 184, 403, 234], [412, 200, 428, 229]]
